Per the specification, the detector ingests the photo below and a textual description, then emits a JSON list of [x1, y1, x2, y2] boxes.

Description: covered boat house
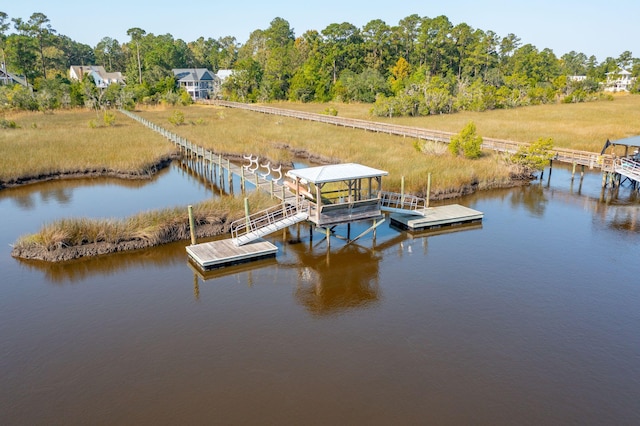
[[286, 163, 388, 227]]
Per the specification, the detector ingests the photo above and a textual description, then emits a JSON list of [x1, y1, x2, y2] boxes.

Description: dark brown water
[[1, 163, 639, 425]]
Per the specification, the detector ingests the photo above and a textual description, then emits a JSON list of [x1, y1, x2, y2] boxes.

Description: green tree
[[511, 137, 554, 171], [449, 121, 482, 158], [126, 27, 146, 84], [5, 33, 38, 84], [389, 57, 411, 94], [362, 19, 391, 72], [321, 22, 363, 83], [261, 17, 295, 100], [19, 13, 56, 78]]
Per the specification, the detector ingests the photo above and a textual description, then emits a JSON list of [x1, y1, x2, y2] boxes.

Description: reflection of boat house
[[286, 163, 388, 227]]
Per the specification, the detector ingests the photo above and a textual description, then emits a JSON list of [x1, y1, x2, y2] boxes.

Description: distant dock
[[390, 204, 483, 231]]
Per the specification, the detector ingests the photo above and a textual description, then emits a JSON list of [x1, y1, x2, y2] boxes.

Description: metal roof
[[286, 163, 388, 184], [610, 135, 640, 148]]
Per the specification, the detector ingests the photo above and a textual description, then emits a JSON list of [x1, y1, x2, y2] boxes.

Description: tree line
[[0, 12, 638, 114]]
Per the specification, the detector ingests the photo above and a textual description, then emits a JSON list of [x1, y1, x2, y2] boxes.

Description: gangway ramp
[[614, 157, 640, 185], [188, 202, 308, 270], [231, 201, 309, 246]]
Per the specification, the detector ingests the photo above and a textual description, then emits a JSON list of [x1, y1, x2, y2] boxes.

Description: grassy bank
[[0, 109, 177, 185], [265, 94, 640, 152], [11, 192, 275, 261], [138, 105, 514, 195]]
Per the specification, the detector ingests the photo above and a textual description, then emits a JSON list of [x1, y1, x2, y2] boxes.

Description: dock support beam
[[188, 205, 196, 245]]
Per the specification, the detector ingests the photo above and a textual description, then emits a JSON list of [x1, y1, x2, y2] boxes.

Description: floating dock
[[390, 204, 483, 231], [186, 238, 278, 270]]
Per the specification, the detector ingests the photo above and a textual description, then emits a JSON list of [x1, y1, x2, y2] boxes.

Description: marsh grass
[[138, 105, 513, 194], [0, 109, 176, 183], [13, 192, 274, 252], [266, 94, 640, 152]]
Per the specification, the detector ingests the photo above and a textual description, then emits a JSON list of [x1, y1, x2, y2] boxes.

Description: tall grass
[[138, 105, 513, 194], [13, 192, 274, 252], [0, 109, 176, 183], [266, 94, 640, 152]]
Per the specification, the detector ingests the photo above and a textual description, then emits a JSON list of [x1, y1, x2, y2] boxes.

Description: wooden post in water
[[426, 173, 431, 209], [401, 176, 405, 205], [326, 227, 331, 248], [241, 166, 245, 192], [227, 159, 232, 188], [188, 205, 196, 245], [244, 198, 251, 232], [571, 162, 576, 180]]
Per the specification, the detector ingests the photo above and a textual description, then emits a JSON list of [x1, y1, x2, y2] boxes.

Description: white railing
[[380, 191, 426, 211], [614, 157, 640, 182], [230, 199, 307, 241]]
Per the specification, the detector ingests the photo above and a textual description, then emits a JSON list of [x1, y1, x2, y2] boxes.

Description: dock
[[390, 204, 483, 231], [186, 238, 278, 270]]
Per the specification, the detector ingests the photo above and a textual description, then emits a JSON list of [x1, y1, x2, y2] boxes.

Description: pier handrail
[[380, 191, 426, 211], [614, 157, 640, 181], [230, 198, 308, 241], [212, 101, 611, 169]]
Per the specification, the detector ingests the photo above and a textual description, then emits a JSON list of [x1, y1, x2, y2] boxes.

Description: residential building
[[213, 69, 233, 98], [69, 65, 125, 88], [0, 64, 30, 88], [604, 69, 636, 92], [172, 68, 217, 101]]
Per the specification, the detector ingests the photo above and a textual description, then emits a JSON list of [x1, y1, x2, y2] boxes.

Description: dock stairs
[[231, 202, 309, 246]]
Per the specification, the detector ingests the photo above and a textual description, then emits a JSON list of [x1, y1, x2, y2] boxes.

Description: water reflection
[[289, 242, 381, 316], [16, 240, 188, 284], [1, 169, 172, 210], [509, 185, 548, 217]]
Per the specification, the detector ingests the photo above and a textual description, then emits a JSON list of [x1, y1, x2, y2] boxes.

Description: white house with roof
[[70, 65, 125, 88], [172, 68, 217, 101], [604, 69, 636, 92]]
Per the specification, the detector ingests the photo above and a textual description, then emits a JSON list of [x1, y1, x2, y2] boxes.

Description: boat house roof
[[611, 135, 640, 148], [602, 135, 640, 154], [286, 163, 388, 184]]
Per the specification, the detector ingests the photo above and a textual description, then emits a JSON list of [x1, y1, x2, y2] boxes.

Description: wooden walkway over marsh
[[212, 100, 609, 169], [120, 109, 486, 270], [119, 109, 297, 203]]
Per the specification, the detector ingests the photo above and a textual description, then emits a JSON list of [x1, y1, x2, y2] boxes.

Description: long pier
[[119, 109, 296, 202], [212, 100, 608, 169]]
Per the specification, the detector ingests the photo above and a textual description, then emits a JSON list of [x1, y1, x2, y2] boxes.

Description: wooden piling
[[426, 173, 431, 209], [188, 205, 196, 245]]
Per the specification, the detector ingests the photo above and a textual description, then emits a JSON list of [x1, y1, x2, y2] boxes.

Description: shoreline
[[6, 156, 532, 263]]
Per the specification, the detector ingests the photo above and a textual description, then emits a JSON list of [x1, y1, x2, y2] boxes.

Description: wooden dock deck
[[390, 204, 483, 231], [186, 238, 278, 270]]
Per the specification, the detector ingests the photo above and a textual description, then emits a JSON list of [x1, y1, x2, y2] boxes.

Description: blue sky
[[3, 0, 638, 62]]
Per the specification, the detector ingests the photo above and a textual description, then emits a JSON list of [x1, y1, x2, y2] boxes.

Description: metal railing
[[380, 191, 426, 211], [614, 157, 640, 182], [230, 198, 308, 242]]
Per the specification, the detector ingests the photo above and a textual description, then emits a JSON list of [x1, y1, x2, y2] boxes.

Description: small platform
[[186, 238, 278, 270], [390, 204, 483, 231]]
